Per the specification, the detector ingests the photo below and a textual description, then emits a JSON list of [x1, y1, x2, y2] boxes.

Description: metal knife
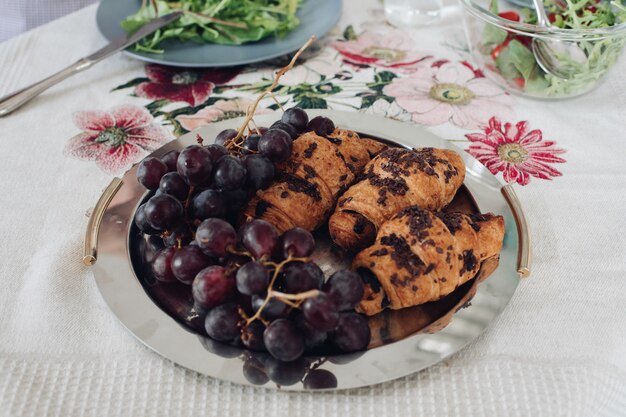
[[0, 11, 183, 117]]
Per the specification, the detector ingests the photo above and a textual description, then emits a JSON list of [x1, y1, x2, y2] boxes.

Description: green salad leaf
[[122, 0, 302, 53], [480, 0, 626, 97]]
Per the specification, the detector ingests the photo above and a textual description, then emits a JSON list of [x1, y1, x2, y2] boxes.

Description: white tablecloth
[[1, 1, 625, 416]]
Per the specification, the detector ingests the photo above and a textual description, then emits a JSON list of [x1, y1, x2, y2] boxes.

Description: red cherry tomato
[[514, 34, 533, 49], [491, 38, 511, 61], [586, 5, 597, 12], [498, 11, 521, 21], [548, 13, 557, 23]]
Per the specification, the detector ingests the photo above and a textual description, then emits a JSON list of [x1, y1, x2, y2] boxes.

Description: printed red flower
[[64, 105, 171, 174], [135, 65, 241, 106], [465, 117, 566, 186]]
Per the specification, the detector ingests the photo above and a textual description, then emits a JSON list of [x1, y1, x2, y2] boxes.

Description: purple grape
[[204, 303, 241, 342], [263, 319, 304, 362], [243, 154, 275, 190], [195, 218, 236, 257], [307, 116, 335, 136], [146, 234, 165, 254], [171, 245, 212, 284], [241, 321, 266, 351], [205, 144, 228, 162], [243, 356, 269, 385], [282, 262, 324, 294], [236, 261, 269, 295], [241, 219, 279, 259], [281, 108, 309, 132], [251, 295, 290, 320], [143, 194, 183, 231], [258, 129, 292, 162], [192, 189, 225, 220], [152, 247, 177, 282], [135, 204, 160, 235], [331, 313, 370, 352], [176, 145, 213, 186], [223, 188, 249, 210], [192, 265, 236, 309], [159, 172, 189, 201], [160, 150, 180, 172], [215, 129, 238, 145], [137, 157, 168, 190], [242, 134, 261, 154], [324, 270, 365, 311], [265, 357, 307, 385], [302, 293, 339, 331], [270, 121, 298, 139], [303, 370, 337, 390], [213, 155, 247, 191], [162, 222, 193, 247], [281, 228, 315, 258], [294, 312, 327, 353], [198, 335, 241, 358]]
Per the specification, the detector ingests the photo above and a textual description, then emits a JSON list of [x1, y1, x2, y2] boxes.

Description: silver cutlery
[[0, 11, 182, 117]]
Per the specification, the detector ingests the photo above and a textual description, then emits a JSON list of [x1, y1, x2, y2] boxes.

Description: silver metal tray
[[84, 110, 530, 391]]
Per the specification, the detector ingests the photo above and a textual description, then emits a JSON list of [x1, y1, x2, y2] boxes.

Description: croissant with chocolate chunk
[[243, 128, 386, 233], [329, 147, 466, 252], [353, 207, 504, 316]]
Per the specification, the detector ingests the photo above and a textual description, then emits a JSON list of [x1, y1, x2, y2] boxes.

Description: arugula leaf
[[122, 0, 303, 53]]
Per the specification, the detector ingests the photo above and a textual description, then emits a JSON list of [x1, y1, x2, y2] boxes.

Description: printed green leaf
[[295, 97, 327, 109], [111, 77, 149, 92], [343, 25, 357, 40]]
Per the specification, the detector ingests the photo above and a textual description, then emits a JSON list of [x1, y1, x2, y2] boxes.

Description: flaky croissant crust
[[353, 207, 504, 316], [243, 128, 386, 233], [329, 147, 466, 251]]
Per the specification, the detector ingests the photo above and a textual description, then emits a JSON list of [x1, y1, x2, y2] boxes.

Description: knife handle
[[0, 58, 93, 117]]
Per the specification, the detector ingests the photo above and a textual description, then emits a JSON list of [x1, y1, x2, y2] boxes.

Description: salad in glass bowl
[[461, 0, 626, 98]]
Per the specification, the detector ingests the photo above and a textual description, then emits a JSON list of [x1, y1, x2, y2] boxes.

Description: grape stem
[[228, 35, 317, 150], [183, 186, 195, 210], [244, 255, 311, 326], [270, 289, 320, 301], [228, 247, 253, 258], [249, 119, 262, 136]]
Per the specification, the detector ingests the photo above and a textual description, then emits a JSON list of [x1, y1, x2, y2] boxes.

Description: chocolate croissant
[[329, 147, 466, 252], [243, 129, 386, 232], [353, 207, 504, 316]]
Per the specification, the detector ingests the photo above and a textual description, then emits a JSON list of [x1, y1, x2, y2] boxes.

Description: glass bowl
[[460, 0, 626, 99]]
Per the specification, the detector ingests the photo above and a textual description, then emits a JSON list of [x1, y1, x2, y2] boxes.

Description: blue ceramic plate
[[96, 0, 343, 67]]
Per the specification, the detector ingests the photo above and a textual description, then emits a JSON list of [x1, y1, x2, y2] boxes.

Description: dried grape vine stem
[[227, 35, 317, 151], [243, 256, 317, 326]]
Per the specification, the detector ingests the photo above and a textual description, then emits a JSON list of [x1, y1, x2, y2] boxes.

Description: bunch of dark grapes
[[133, 107, 370, 364]]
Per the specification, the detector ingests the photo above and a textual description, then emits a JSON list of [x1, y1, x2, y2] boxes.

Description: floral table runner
[[64, 12, 567, 186]]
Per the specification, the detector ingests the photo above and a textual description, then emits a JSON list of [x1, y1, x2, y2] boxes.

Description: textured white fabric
[[0, 2, 625, 416], [0, 0, 97, 42]]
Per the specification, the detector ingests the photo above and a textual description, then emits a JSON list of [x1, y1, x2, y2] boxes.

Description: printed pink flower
[[176, 98, 274, 132], [465, 117, 566, 186], [135, 65, 241, 106], [332, 28, 430, 71], [384, 60, 514, 129], [64, 105, 171, 174]]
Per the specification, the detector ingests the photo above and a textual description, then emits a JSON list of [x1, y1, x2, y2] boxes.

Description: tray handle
[[501, 184, 531, 278], [83, 178, 123, 266]]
